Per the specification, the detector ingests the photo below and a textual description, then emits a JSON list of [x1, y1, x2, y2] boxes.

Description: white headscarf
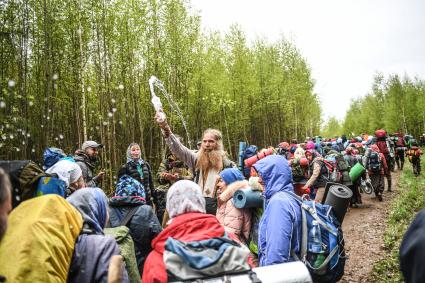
[[46, 159, 82, 187], [166, 180, 206, 219]]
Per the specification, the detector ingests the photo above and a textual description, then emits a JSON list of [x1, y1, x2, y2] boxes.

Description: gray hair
[[166, 180, 206, 218]]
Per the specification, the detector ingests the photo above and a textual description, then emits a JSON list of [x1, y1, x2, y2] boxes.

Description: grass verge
[[370, 157, 425, 282]]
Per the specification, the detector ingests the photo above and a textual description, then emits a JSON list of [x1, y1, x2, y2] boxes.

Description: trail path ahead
[[340, 172, 400, 283]]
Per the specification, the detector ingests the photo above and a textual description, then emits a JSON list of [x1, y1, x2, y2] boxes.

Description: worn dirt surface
[[340, 171, 400, 283]]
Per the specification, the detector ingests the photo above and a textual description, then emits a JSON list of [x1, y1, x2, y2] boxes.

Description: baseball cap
[[82, 141, 104, 151]]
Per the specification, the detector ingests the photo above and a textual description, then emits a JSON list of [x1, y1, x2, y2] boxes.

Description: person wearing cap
[[74, 141, 105, 187]]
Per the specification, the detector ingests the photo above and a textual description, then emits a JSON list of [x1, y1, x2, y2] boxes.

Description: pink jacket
[[216, 180, 252, 243]]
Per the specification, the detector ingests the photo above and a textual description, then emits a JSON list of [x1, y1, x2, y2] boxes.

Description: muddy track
[[340, 171, 400, 283]]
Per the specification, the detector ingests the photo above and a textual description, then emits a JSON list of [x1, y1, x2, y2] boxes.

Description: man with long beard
[[156, 115, 235, 215]]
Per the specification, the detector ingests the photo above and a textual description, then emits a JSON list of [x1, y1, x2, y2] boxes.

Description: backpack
[[164, 235, 251, 281], [376, 140, 390, 155], [0, 195, 83, 282], [43, 147, 66, 170], [247, 208, 263, 255], [105, 206, 141, 283], [292, 157, 308, 182], [285, 192, 345, 283], [242, 145, 258, 178], [0, 160, 49, 208], [368, 152, 382, 172]]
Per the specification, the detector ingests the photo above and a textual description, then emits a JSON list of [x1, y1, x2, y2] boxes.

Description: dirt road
[[340, 172, 400, 282]]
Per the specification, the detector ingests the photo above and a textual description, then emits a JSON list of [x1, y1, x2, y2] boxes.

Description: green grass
[[370, 156, 425, 282]]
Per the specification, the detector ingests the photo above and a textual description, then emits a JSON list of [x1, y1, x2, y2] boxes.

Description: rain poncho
[[253, 155, 302, 266], [46, 159, 82, 187], [0, 195, 83, 282]]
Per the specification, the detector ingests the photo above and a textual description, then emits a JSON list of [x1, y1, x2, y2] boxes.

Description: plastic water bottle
[[151, 95, 166, 123], [309, 220, 322, 253]]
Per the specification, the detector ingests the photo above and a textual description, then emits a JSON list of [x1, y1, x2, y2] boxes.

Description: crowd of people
[[0, 116, 423, 282]]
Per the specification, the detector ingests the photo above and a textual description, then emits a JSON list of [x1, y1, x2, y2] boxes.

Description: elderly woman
[[67, 188, 129, 283], [118, 143, 155, 207], [216, 168, 252, 244], [142, 180, 226, 283]]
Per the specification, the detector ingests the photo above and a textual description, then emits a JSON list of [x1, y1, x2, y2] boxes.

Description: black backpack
[[368, 152, 381, 173]]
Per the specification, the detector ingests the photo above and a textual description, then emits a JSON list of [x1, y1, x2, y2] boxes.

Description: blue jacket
[[253, 155, 302, 266]]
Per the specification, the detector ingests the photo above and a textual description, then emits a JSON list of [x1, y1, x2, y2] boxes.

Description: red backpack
[[376, 141, 390, 155]]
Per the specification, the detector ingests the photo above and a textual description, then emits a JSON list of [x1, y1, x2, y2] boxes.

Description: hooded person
[[253, 155, 301, 266], [45, 159, 85, 196], [118, 143, 155, 207], [108, 175, 162, 274], [216, 168, 252, 244], [67, 188, 129, 283], [142, 180, 226, 283]]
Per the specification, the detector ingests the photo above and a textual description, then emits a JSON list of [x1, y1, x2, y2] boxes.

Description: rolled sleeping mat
[[197, 261, 312, 283], [233, 188, 263, 209], [324, 183, 353, 224], [349, 162, 366, 182]]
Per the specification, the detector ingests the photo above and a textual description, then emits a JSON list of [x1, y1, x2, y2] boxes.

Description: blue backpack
[[286, 192, 345, 283], [241, 145, 258, 177]]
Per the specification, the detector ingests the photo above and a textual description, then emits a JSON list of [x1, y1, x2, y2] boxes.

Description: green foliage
[[343, 73, 425, 138], [321, 116, 342, 138], [370, 157, 425, 282], [0, 0, 321, 191]]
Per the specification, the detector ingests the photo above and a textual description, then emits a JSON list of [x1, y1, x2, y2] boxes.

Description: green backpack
[[105, 207, 141, 283]]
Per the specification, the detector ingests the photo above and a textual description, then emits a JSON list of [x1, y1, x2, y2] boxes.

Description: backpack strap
[[119, 206, 140, 227]]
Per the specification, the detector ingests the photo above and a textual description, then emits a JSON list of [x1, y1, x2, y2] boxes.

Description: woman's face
[[130, 145, 141, 159], [70, 176, 85, 190], [216, 177, 227, 195]]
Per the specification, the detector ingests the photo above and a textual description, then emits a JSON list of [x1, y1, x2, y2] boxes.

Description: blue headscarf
[[114, 175, 146, 200], [219, 168, 245, 185], [67, 188, 108, 234]]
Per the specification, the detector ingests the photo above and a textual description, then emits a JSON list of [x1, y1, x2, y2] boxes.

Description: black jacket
[[109, 196, 162, 273], [117, 161, 155, 206], [74, 151, 98, 187]]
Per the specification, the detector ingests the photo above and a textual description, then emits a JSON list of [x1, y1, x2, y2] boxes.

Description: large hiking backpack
[[241, 145, 258, 178], [292, 157, 309, 182], [286, 192, 345, 283], [376, 140, 390, 155], [368, 152, 382, 173], [0, 160, 49, 208], [164, 235, 251, 281], [247, 208, 263, 255]]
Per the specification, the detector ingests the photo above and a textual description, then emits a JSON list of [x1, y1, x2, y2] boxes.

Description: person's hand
[[155, 111, 171, 137], [96, 171, 105, 181]]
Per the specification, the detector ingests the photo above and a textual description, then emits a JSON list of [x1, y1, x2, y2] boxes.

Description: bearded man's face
[[201, 133, 218, 152]]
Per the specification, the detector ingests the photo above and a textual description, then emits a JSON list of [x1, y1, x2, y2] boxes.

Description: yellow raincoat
[[0, 195, 83, 282]]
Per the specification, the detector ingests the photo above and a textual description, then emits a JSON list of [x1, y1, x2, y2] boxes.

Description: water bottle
[[151, 95, 166, 123], [309, 220, 322, 253]]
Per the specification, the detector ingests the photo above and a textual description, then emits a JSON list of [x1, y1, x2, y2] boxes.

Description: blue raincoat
[[253, 155, 302, 266]]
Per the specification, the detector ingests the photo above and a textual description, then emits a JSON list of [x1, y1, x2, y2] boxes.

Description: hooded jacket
[[109, 196, 162, 273], [216, 180, 252, 243], [253, 155, 301, 266], [67, 188, 129, 283], [142, 212, 225, 283]]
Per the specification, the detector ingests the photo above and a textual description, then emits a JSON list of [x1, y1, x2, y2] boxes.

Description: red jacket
[[142, 212, 225, 283]]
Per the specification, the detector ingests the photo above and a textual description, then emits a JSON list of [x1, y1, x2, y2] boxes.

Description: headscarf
[[114, 175, 145, 200], [166, 180, 206, 218], [46, 159, 82, 187], [219, 168, 245, 185], [67, 188, 108, 234], [126, 143, 143, 164], [305, 141, 315, 150]]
